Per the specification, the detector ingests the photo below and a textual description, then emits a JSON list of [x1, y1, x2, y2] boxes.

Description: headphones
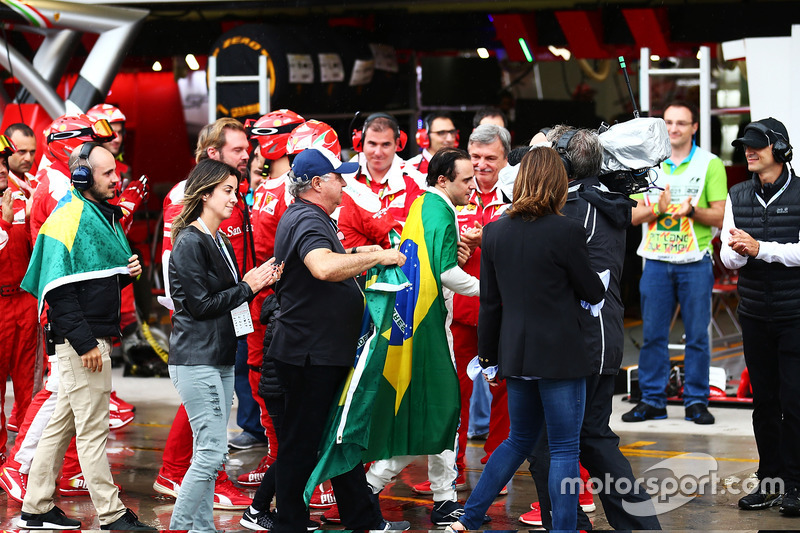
[[746, 122, 793, 163], [555, 130, 577, 178], [351, 112, 407, 153], [71, 142, 99, 190], [415, 114, 460, 151]]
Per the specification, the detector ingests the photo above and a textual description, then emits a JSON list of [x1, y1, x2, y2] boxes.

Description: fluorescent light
[[152, 61, 162, 71], [547, 45, 571, 61], [696, 49, 703, 60], [518, 38, 533, 63], [477, 47, 490, 59], [650, 54, 660, 62], [185, 54, 200, 71]]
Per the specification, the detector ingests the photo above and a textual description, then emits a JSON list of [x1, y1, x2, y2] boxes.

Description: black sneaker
[[685, 403, 715, 425], [739, 483, 783, 510], [307, 517, 320, 531], [240, 507, 275, 531], [17, 506, 81, 530], [378, 519, 411, 530], [621, 402, 667, 422], [100, 508, 157, 530], [780, 487, 800, 516], [432, 500, 465, 526]]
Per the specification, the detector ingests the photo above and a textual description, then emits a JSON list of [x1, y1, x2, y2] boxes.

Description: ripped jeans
[[169, 364, 234, 531]]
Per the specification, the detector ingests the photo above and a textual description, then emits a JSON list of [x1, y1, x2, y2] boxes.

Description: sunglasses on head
[[46, 119, 116, 144]]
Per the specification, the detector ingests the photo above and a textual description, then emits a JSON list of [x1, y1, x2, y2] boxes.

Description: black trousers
[[741, 315, 800, 489], [272, 359, 383, 532], [252, 397, 283, 510], [530, 374, 661, 531]]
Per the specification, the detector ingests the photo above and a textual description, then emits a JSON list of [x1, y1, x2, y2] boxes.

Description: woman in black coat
[[449, 147, 605, 532], [167, 159, 280, 531]]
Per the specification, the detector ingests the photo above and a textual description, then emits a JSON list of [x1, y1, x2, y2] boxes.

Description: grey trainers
[[17, 506, 81, 530], [229, 431, 268, 450], [377, 519, 411, 530]]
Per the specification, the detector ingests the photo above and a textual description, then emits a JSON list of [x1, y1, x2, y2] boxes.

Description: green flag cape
[[304, 192, 460, 503], [21, 188, 132, 314]]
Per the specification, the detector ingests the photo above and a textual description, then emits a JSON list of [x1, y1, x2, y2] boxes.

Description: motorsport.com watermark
[[560, 453, 784, 516]]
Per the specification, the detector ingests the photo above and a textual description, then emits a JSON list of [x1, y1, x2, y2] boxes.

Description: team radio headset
[[745, 122, 793, 163], [71, 142, 101, 191], [350, 112, 408, 186], [414, 114, 460, 172]]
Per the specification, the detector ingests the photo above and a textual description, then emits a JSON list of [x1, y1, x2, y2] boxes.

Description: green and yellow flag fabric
[[21, 189, 132, 314], [304, 192, 460, 503]]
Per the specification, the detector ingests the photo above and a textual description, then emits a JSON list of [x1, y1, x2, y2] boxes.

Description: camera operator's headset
[[745, 122, 793, 163], [351, 112, 407, 152], [555, 129, 578, 178], [71, 142, 100, 191], [415, 113, 460, 150]]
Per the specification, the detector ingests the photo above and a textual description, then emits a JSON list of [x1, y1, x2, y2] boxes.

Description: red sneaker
[[321, 504, 340, 524], [498, 485, 508, 496], [109, 410, 135, 430], [213, 477, 251, 510], [110, 391, 135, 413], [238, 455, 275, 487], [7, 414, 19, 433], [519, 502, 543, 526], [0, 465, 27, 503], [153, 473, 182, 498], [412, 472, 467, 495], [58, 472, 120, 496], [58, 473, 90, 496], [309, 483, 336, 509], [579, 463, 596, 512]]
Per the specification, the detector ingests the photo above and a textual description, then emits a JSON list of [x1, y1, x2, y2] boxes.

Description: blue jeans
[[461, 377, 585, 532], [234, 338, 266, 441], [468, 377, 491, 437], [169, 364, 234, 531], [638, 257, 713, 408]]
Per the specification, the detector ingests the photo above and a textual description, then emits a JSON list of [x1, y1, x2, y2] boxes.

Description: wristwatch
[[687, 205, 696, 218]]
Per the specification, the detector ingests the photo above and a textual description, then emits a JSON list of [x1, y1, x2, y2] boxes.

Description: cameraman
[[524, 126, 660, 530], [626, 100, 726, 426]]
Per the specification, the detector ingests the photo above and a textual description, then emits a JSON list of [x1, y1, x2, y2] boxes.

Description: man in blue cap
[[266, 147, 409, 532]]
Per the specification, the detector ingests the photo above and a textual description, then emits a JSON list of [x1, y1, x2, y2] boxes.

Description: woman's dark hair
[[506, 146, 567, 220], [171, 159, 240, 241]]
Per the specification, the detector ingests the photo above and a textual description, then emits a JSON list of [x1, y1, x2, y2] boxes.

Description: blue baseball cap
[[290, 147, 358, 184]]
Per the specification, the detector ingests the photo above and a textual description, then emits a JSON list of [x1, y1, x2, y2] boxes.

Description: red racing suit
[[337, 154, 424, 249], [0, 184, 39, 459], [245, 174, 292, 454]]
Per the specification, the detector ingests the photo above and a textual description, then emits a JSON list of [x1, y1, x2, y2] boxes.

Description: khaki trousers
[[22, 338, 125, 525]]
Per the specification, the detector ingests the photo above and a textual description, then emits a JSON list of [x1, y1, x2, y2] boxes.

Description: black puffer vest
[[730, 169, 800, 320]]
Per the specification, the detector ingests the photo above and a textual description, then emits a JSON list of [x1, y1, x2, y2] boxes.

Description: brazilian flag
[[304, 192, 461, 503], [21, 188, 132, 313]]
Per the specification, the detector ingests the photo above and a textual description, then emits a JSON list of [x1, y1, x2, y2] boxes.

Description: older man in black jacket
[[525, 126, 661, 531]]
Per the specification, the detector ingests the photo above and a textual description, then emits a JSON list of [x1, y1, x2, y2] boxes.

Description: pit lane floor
[[1, 361, 794, 532]]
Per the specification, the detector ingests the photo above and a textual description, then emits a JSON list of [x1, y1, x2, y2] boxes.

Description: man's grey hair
[[546, 125, 603, 180], [468, 124, 511, 158], [287, 169, 314, 198]]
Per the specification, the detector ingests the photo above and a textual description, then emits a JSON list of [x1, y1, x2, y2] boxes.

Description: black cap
[[732, 117, 790, 148]]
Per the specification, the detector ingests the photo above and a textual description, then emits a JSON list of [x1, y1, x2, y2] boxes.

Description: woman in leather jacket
[[166, 159, 281, 531]]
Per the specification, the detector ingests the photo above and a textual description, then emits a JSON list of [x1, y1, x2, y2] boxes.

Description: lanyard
[[197, 217, 238, 282], [757, 173, 792, 209]]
